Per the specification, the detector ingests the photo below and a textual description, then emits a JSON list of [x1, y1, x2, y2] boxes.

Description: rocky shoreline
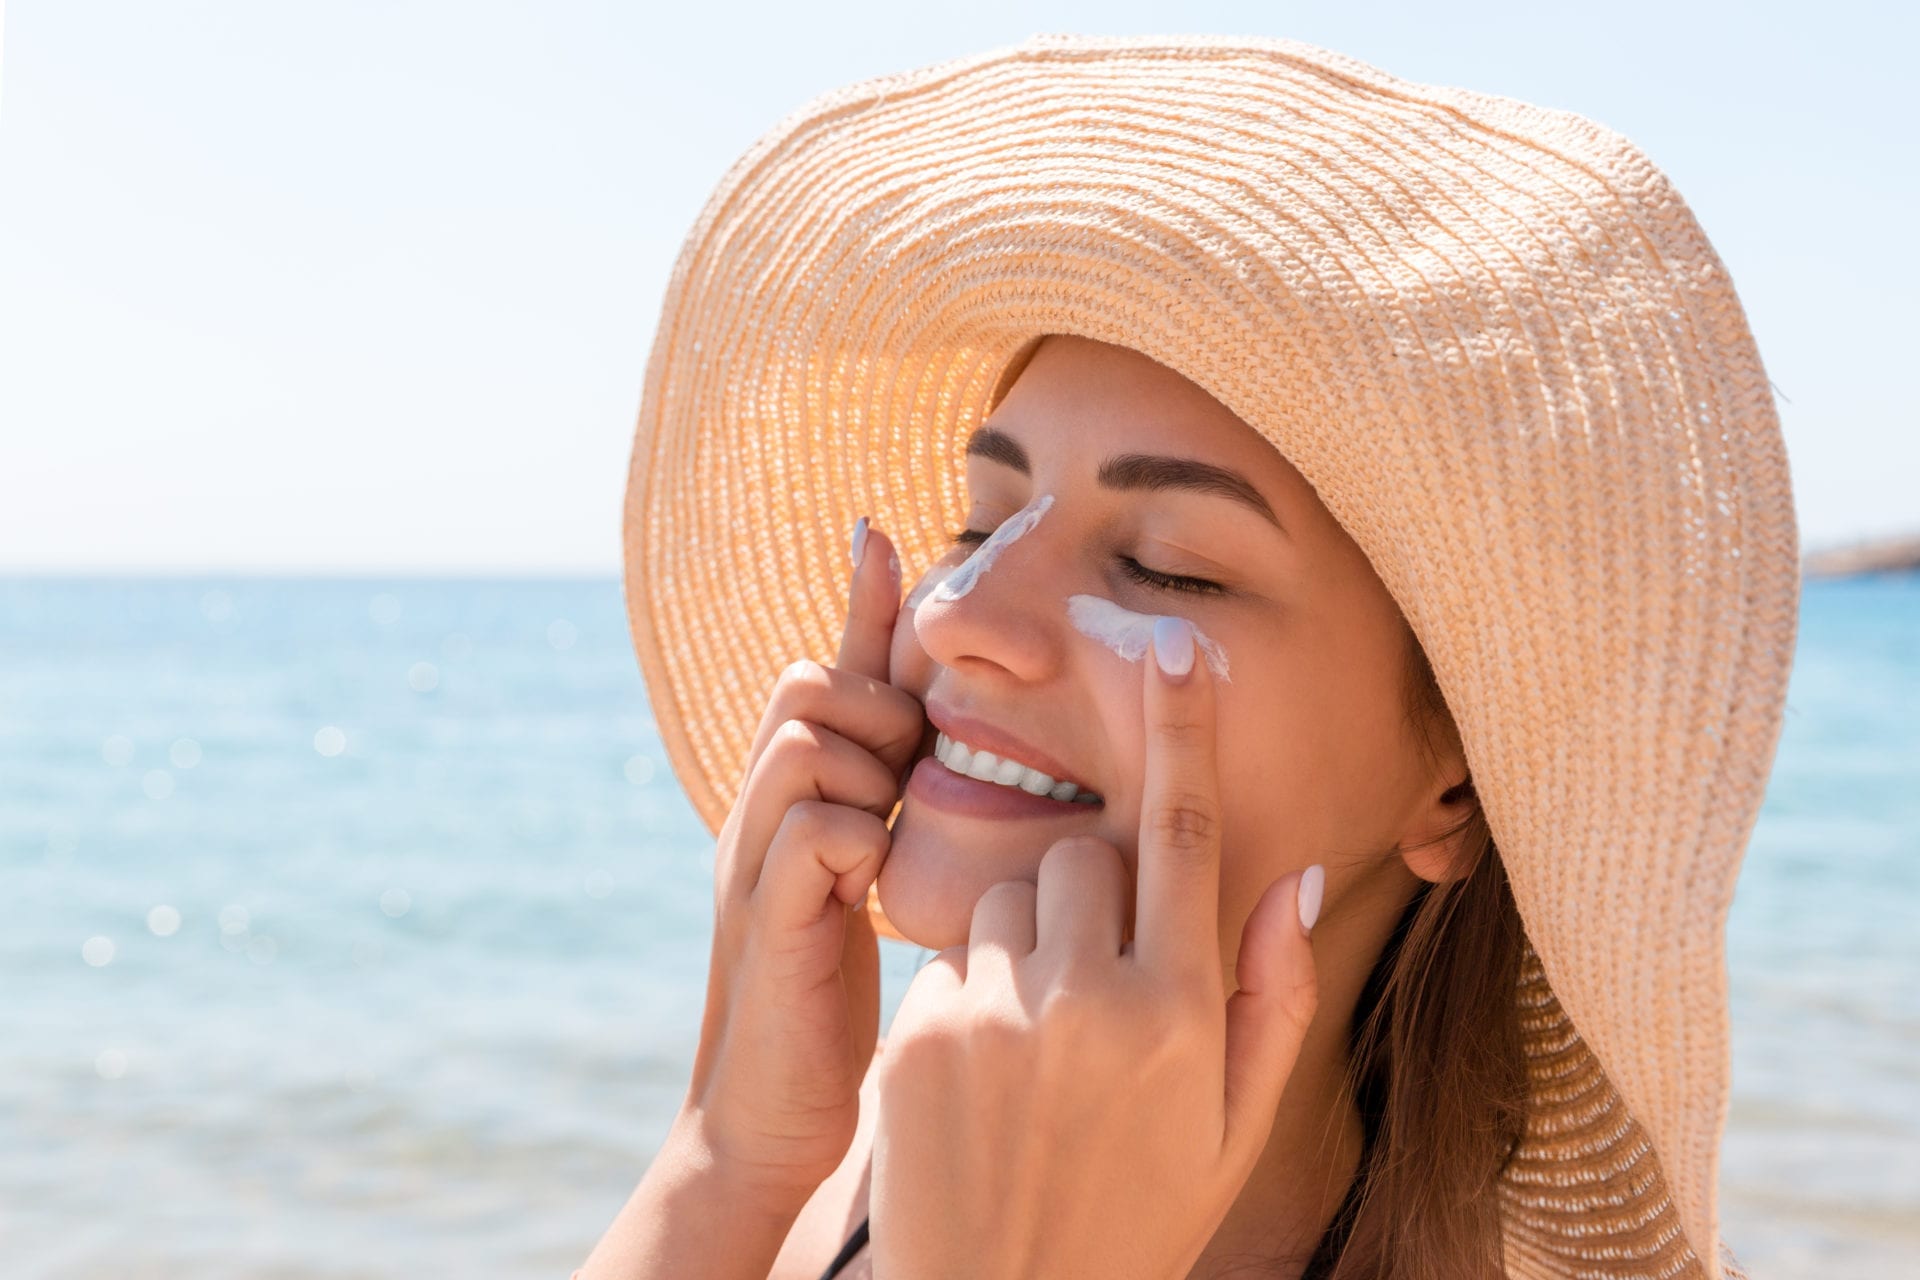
[[1801, 532, 1920, 579]]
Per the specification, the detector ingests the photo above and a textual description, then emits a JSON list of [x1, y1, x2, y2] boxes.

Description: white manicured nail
[[1298, 864, 1324, 934]]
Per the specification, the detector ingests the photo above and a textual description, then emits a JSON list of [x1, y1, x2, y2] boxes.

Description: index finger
[[836, 516, 903, 681], [1133, 614, 1223, 986]]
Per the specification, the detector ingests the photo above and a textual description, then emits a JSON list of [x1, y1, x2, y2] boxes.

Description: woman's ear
[[1398, 773, 1479, 885]]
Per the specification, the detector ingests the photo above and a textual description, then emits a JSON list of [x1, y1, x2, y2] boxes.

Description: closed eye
[[1118, 556, 1225, 596], [948, 528, 1225, 596]]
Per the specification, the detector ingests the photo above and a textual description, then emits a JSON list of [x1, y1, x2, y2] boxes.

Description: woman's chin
[[873, 802, 1051, 949]]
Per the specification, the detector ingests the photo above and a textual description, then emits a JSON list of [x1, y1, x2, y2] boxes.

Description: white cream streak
[[904, 564, 950, 610], [1065, 594, 1231, 682], [930, 493, 1054, 602]]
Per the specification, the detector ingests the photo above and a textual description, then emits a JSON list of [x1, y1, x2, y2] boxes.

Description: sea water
[[2, 575, 1914, 1277]]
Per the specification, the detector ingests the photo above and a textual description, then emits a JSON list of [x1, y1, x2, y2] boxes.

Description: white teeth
[[933, 731, 1100, 804]]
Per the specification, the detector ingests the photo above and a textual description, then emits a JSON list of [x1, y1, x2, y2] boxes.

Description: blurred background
[[3, 2, 1914, 1277]]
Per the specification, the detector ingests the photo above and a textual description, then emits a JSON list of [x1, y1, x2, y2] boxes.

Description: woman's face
[[882, 334, 1460, 972]]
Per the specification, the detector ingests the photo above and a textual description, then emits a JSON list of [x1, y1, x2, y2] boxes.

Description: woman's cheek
[[1069, 659, 1148, 859]]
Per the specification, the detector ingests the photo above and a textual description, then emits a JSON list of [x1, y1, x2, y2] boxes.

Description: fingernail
[[888, 551, 901, 598], [1297, 864, 1325, 935], [1152, 615, 1195, 679], [850, 516, 869, 568]]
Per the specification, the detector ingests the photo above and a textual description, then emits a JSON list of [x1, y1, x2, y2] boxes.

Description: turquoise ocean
[[5, 575, 1915, 1277]]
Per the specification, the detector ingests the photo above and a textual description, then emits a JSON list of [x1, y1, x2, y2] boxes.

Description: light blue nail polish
[[1152, 615, 1195, 678], [850, 516, 869, 568]]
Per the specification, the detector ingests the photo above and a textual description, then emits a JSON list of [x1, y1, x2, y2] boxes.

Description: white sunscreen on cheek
[[1065, 593, 1232, 682], [930, 493, 1054, 602]]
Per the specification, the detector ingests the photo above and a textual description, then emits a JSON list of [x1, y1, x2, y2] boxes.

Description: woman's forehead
[[979, 339, 1322, 528]]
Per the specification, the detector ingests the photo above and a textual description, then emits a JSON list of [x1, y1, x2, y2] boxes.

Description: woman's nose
[[910, 503, 1066, 683]]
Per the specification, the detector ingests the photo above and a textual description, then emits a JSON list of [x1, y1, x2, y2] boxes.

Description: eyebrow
[[963, 426, 1286, 535]]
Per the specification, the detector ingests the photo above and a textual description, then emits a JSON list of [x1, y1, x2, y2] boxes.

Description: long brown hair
[[1320, 626, 1531, 1279]]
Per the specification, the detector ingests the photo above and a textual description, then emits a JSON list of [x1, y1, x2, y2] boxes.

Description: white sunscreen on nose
[[930, 493, 1054, 602], [904, 563, 952, 610], [1065, 593, 1232, 682]]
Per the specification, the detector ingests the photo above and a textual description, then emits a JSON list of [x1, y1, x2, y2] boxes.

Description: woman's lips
[[905, 755, 1105, 820]]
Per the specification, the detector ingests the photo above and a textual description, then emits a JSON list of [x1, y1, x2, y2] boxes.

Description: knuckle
[[879, 1024, 932, 1077], [972, 999, 1031, 1053], [1154, 714, 1209, 750], [769, 660, 830, 716], [1135, 994, 1199, 1057], [780, 658, 829, 689], [777, 797, 833, 847], [1148, 795, 1220, 852], [974, 878, 1036, 919], [768, 717, 825, 764], [1283, 985, 1321, 1038], [890, 997, 967, 1061], [1280, 963, 1321, 1022]]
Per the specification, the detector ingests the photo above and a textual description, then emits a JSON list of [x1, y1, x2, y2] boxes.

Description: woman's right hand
[[679, 518, 926, 1207]]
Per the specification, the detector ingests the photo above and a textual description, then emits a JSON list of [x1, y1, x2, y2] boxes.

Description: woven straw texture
[[622, 32, 1796, 1279]]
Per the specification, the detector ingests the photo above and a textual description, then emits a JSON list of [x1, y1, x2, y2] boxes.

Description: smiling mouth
[[931, 731, 1102, 804]]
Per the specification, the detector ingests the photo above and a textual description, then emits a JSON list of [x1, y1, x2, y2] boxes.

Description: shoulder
[[766, 1038, 885, 1280]]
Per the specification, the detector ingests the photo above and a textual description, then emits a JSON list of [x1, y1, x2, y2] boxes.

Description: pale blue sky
[[1, 1, 1911, 573]]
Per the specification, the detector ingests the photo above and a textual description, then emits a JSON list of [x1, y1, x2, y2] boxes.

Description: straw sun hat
[[621, 31, 1797, 1280]]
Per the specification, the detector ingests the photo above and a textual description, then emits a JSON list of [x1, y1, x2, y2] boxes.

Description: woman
[[581, 33, 1796, 1280]]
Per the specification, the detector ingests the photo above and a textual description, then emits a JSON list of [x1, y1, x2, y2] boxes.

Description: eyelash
[[949, 528, 1226, 596]]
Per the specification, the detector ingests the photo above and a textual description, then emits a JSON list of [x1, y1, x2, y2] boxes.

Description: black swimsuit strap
[[814, 1214, 871, 1280], [815, 1168, 1362, 1280]]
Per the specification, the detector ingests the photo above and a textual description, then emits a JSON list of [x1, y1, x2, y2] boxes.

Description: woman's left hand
[[869, 617, 1323, 1280]]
